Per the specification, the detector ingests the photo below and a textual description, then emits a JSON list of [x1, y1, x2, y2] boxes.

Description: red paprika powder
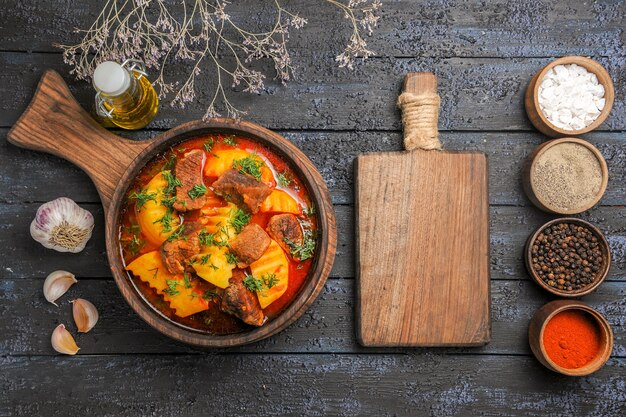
[[543, 309, 602, 369]]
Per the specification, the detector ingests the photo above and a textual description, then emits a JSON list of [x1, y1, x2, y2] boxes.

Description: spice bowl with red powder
[[529, 300, 613, 376]]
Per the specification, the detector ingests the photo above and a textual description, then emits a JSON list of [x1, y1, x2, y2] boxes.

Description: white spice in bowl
[[531, 142, 604, 213], [538, 64, 606, 131]]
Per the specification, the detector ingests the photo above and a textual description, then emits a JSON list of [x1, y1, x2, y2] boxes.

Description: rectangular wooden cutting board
[[355, 73, 490, 347]]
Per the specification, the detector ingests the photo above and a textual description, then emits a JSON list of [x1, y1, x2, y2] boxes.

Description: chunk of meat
[[266, 214, 304, 260], [220, 270, 266, 327], [173, 150, 206, 211], [211, 169, 272, 214], [229, 224, 271, 268], [160, 222, 203, 274]]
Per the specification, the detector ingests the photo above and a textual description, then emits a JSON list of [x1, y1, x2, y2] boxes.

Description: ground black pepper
[[530, 222, 604, 292]]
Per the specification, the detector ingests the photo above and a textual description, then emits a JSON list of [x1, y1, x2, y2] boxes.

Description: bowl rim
[[524, 217, 611, 297], [527, 137, 609, 214], [105, 119, 337, 347], [530, 56, 615, 136], [535, 300, 614, 376]]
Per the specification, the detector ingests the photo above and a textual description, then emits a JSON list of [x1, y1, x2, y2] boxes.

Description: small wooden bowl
[[522, 138, 608, 214], [525, 218, 611, 298], [525, 56, 615, 137], [529, 300, 613, 376]]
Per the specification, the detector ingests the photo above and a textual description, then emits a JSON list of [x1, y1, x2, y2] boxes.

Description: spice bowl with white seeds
[[525, 56, 615, 137]]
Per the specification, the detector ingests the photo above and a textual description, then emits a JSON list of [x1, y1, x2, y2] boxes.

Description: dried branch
[[54, 0, 382, 120]]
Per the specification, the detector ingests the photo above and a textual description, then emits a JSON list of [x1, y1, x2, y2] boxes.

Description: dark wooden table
[[1, 1, 625, 415]]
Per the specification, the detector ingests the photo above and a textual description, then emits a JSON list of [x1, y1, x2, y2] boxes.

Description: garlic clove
[[30, 197, 94, 253], [71, 298, 99, 333], [51, 324, 80, 355], [43, 270, 77, 306]]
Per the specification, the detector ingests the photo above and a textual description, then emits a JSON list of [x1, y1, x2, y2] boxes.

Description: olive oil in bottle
[[93, 60, 159, 130]]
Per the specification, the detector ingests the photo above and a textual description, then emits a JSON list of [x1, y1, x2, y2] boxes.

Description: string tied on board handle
[[397, 72, 442, 151]]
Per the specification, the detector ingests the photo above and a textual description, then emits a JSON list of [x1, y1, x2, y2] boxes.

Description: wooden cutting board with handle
[[355, 72, 490, 346]]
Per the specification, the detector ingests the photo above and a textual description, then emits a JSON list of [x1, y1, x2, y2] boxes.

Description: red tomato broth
[[118, 133, 318, 335]]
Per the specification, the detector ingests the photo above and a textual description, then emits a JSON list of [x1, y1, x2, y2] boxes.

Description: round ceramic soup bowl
[[8, 70, 337, 347]]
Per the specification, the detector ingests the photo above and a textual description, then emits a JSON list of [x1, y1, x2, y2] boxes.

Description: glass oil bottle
[[93, 59, 159, 130]]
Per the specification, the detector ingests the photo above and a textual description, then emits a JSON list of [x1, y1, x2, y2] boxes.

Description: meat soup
[[118, 134, 318, 334]]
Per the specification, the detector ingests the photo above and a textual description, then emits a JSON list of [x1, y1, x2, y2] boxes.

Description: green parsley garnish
[[223, 135, 237, 146], [198, 230, 216, 246], [188, 184, 208, 199], [128, 234, 144, 256], [183, 272, 192, 289], [166, 224, 186, 242], [218, 225, 232, 241], [226, 252, 238, 265], [243, 274, 264, 292], [203, 138, 215, 152], [126, 223, 141, 234], [153, 210, 174, 233], [243, 273, 279, 292], [229, 208, 251, 233], [130, 189, 157, 209], [276, 171, 290, 187], [261, 273, 279, 289], [209, 263, 219, 271], [233, 156, 264, 181], [163, 154, 177, 170], [303, 205, 316, 217], [199, 254, 211, 265], [199, 228, 230, 247], [284, 230, 316, 261], [161, 196, 177, 211], [203, 290, 220, 301], [164, 279, 180, 296], [162, 171, 182, 196], [148, 267, 159, 280]]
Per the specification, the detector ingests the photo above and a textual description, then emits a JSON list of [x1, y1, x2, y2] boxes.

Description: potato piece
[[125, 251, 171, 293], [191, 246, 235, 289], [135, 171, 180, 246], [126, 251, 209, 318], [200, 203, 239, 244], [162, 285, 209, 318], [260, 189, 301, 214], [203, 149, 274, 184], [249, 240, 289, 309]]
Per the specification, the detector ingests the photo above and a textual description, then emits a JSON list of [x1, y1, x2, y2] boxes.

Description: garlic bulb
[[43, 270, 77, 306], [51, 324, 80, 355], [30, 197, 94, 253], [72, 298, 99, 333]]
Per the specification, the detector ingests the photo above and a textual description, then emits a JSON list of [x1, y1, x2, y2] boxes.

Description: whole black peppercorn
[[530, 222, 605, 292]]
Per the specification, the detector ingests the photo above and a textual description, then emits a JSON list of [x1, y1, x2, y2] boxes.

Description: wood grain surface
[[356, 74, 490, 346], [7, 70, 149, 210], [1, 0, 625, 415]]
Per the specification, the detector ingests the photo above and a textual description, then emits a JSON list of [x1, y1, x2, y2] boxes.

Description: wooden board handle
[[398, 72, 441, 151], [7, 70, 150, 211]]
